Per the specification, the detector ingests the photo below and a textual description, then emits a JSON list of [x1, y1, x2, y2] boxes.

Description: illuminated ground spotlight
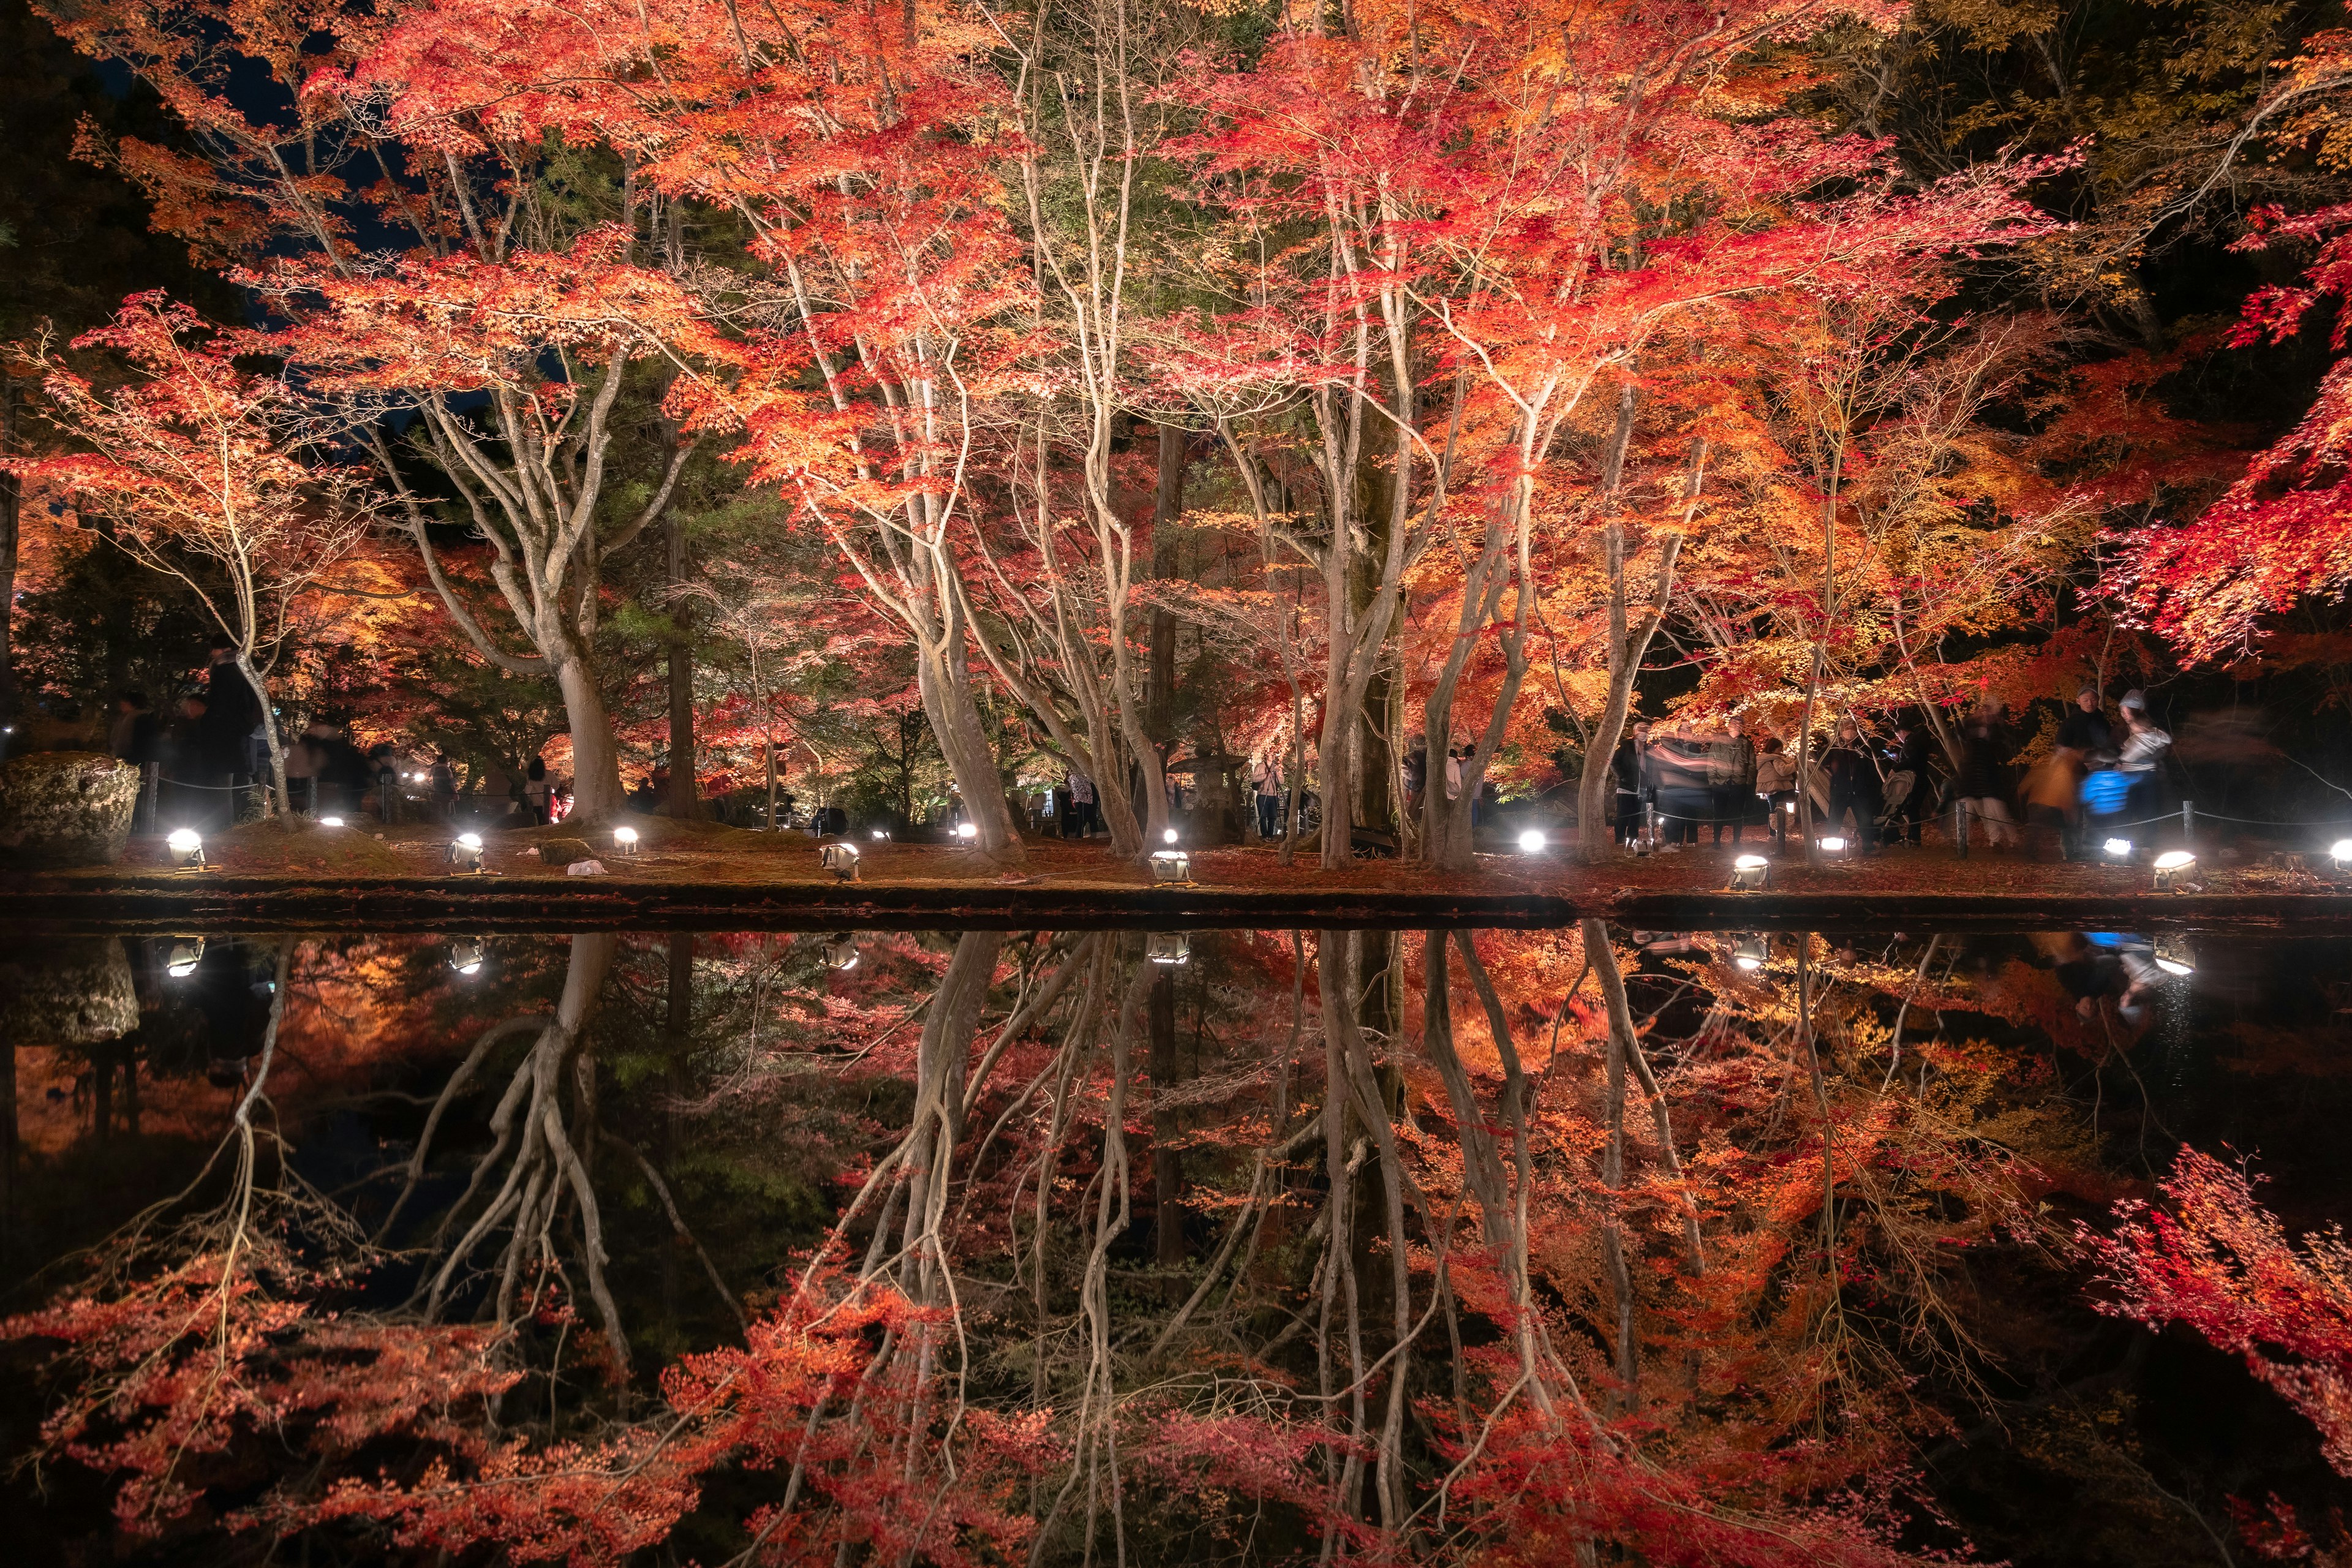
[[448, 938, 486, 976], [2154, 934, 2196, 978], [1819, 835, 1848, 855], [956, 821, 979, 843], [819, 840, 861, 882], [871, 827, 891, 842], [166, 828, 206, 869], [821, 933, 860, 971], [1732, 934, 1768, 972], [165, 937, 206, 978], [1729, 853, 1771, 891], [1163, 826, 1180, 846], [1517, 828, 1547, 854], [319, 815, 344, 828], [612, 825, 641, 858], [1150, 847, 1193, 883], [2101, 837, 2133, 861], [448, 832, 485, 873], [2152, 849, 2197, 892], [1147, 932, 1193, 965], [2332, 838, 2352, 871]]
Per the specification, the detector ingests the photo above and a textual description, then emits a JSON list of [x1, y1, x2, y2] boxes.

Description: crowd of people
[[1607, 688, 2176, 857], [97, 637, 582, 832]]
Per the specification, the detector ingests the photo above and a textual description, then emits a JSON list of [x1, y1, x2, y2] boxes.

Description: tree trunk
[[916, 633, 1022, 862], [1150, 423, 1183, 748], [1150, 962, 1185, 1270], [233, 653, 290, 818], [556, 653, 627, 820], [0, 377, 19, 721], [666, 511, 696, 819]]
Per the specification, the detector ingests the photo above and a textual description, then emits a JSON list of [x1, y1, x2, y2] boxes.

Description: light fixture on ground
[[448, 938, 485, 976], [821, 933, 859, 971], [870, 827, 891, 842], [819, 840, 860, 881], [2154, 934, 2196, 977], [1150, 840, 1193, 883], [1819, 835, 1848, 856], [165, 937, 205, 978], [2102, 837, 2133, 860], [1163, 826, 1179, 845], [1517, 828, 1547, 854], [956, 821, 979, 843], [448, 832, 484, 873], [1731, 934, 1768, 971], [612, 825, 641, 858], [166, 828, 205, 869], [1729, 853, 1770, 891], [319, 815, 344, 828], [2332, 838, 2352, 870], [2152, 849, 2197, 891], [1147, 932, 1192, 965]]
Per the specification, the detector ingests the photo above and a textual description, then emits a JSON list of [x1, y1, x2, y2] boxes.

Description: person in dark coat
[[1820, 718, 1883, 849], [1611, 721, 1651, 844], [2056, 686, 2113, 756]]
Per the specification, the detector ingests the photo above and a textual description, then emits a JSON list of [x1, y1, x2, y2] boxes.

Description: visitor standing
[[2057, 685, 2113, 755], [1754, 737, 1797, 847], [1068, 768, 1097, 839], [524, 756, 554, 824], [429, 751, 459, 822], [1254, 756, 1283, 840], [1612, 721, 1651, 845]]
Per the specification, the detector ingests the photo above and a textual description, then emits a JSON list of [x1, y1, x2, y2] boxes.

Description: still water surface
[[1, 924, 2345, 1566]]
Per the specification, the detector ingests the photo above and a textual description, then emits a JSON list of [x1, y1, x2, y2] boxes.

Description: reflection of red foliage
[[3, 1241, 516, 1536], [2084, 1148, 2352, 1475]]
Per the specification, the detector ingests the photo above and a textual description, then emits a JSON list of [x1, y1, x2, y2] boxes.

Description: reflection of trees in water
[[7, 925, 2352, 1563]]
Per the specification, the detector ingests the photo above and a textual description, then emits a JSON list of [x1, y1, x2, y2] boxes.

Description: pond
[[1, 922, 2345, 1566]]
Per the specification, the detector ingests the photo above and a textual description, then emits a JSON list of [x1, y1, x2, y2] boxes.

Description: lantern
[[166, 828, 205, 869], [2152, 850, 2196, 892], [819, 841, 861, 881], [449, 832, 484, 873], [1728, 853, 1770, 891]]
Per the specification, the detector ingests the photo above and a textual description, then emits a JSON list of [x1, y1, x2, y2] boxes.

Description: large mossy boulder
[[0, 750, 141, 869], [0, 937, 137, 1042]]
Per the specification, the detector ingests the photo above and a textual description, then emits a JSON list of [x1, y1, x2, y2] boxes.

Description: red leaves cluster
[[3, 1240, 516, 1538], [2082, 1147, 2352, 1476]]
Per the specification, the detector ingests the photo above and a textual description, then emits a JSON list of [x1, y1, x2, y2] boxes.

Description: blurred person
[[1822, 717, 1883, 850], [1754, 736, 1798, 848], [2021, 744, 2084, 861], [1881, 722, 1933, 846], [1645, 724, 1715, 846], [1954, 701, 2018, 850], [1704, 714, 1757, 844], [1613, 720, 1653, 845], [108, 690, 159, 766], [429, 751, 459, 821], [2117, 690, 2173, 819]]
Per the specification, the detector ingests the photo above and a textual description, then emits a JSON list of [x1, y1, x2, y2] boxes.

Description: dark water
[[1, 924, 2345, 1566]]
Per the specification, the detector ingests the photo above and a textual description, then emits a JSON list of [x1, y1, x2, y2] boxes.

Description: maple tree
[[6, 295, 379, 810]]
